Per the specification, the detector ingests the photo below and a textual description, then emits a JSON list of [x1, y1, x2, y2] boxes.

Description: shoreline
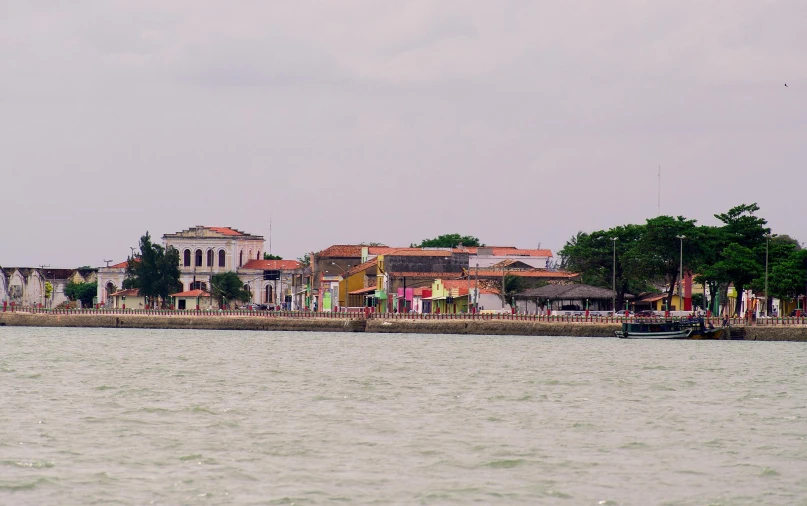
[[2, 312, 807, 341]]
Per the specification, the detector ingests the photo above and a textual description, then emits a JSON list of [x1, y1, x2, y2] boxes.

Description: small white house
[[170, 289, 214, 310], [109, 289, 147, 309]]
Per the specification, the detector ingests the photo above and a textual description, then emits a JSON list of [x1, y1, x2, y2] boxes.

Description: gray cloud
[[1, 1, 805, 267]]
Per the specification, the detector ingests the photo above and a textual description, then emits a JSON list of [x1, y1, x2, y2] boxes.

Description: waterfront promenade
[[2, 308, 807, 341]]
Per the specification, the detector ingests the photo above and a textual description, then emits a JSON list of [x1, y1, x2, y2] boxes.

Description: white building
[[97, 226, 300, 308]]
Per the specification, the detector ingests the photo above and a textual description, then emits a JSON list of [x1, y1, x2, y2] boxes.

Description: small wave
[[95, 385, 116, 391], [484, 459, 526, 469], [26, 373, 42, 379], [620, 442, 648, 449], [758, 467, 779, 477], [179, 454, 203, 461], [0, 477, 55, 491], [545, 489, 573, 499], [1, 460, 54, 468]]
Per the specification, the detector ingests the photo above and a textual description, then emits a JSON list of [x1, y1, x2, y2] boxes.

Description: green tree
[[210, 272, 250, 308], [412, 234, 483, 248], [560, 224, 651, 309], [501, 274, 525, 306], [714, 203, 770, 316], [125, 232, 182, 308], [263, 253, 283, 260], [64, 281, 97, 308], [632, 215, 700, 309], [297, 253, 311, 267], [44, 281, 53, 300]]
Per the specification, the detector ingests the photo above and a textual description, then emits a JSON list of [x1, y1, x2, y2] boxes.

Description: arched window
[[195, 249, 203, 267], [218, 250, 226, 267], [177, 282, 183, 292], [207, 250, 214, 267], [257, 251, 261, 260], [264, 285, 269, 303], [239, 250, 243, 267], [268, 285, 274, 303], [183, 249, 191, 266]]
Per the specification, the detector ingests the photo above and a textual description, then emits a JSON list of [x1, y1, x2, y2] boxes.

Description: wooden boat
[[615, 318, 728, 340], [615, 322, 692, 339]]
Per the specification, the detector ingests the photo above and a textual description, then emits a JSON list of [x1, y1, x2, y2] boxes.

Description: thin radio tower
[[657, 165, 661, 216], [269, 212, 273, 256]]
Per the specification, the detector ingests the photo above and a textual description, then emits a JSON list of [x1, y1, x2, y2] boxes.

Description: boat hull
[[615, 329, 693, 339]]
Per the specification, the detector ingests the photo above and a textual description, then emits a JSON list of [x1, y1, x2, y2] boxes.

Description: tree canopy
[[210, 272, 250, 307], [263, 253, 283, 260], [412, 234, 483, 248], [560, 203, 802, 315], [64, 281, 97, 308], [124, 232, 182, 307]]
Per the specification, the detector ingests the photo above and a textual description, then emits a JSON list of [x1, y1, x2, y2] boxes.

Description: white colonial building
[[2, 267, 97, 308], [96, 226, 300, 308]]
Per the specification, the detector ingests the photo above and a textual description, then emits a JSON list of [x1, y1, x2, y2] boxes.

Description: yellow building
[[429, 279, 470, 314]]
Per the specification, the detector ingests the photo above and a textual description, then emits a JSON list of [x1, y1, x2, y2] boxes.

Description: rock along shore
[[2, 312, 807, 341]]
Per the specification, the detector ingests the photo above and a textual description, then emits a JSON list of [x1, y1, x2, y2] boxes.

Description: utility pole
[[39, 264, 50, 308], [764, 234, 771, 316], [475, 262, 479, 313], [677, 235, 686, 312], [657, 165, 661, 217], [611, 237, 618, 312]]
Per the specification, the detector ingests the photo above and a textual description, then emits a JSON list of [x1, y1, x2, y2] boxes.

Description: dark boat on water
[[615, 318, 728, 340]]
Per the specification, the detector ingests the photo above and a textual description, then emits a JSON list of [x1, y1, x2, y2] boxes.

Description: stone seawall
[[2, 312, 806, 341], [365, 318, 620, 337], [743, 326, 807, 342], [0, 313, 365, 333]]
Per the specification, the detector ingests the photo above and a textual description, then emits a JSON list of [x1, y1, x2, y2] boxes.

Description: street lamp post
[[676, 235, 686, 312], [611, 237, 618, 312], [764, 234, 771, 317]]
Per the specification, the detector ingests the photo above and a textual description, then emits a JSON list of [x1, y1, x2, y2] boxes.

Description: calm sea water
[[1, 327, 806, 505]]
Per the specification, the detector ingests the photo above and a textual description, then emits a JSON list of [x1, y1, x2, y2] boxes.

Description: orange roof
[[170, 289, 211, 297], [388, 272, 464, 279], [344, 258, 378, 277], [110, 288, 140, 297], [474, 269, 577, 278], [438, 279, 476, 289], [109, 260, 129, 269], [207, 227, 243, 236], [385, 249, 453, 257], [460, 247, 553, 257], [241, 259, 301, 270], [349, 286, 377, 295]]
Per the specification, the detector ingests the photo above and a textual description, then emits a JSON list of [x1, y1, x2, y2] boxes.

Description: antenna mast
[[657, 165, 661, 216], [103, 259, 112, 267], [269, 212, 273, 255]]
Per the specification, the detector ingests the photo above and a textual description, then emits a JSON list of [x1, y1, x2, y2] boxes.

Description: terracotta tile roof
[[110, 289, 141, 297], [385, 249, 453, 257], [387, 272, 464, 279], [459, 247, 554, 257], [207, 227, 244, 236], [106, 259, 136, 269], [438, 279, 477, 289], [473, 269, 578, 278], [348, 286, 377, 295], [170, 289, 212, 297], [344, 258, 378, 277], [241, 259, 301, 270], [317, 245, 364, 258], [316, 245, 403, 258]]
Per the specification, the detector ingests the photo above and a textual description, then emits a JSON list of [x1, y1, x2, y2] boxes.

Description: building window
[[257, 251, 261, 260], [195, 249, 203, 267], [239, 250, 243, 267], [207, 250, 214, 267], [191, 281, 207, 291], [183, 249, 191, 266], [177, 282, 183, 292], [218, 250, 226, 267]]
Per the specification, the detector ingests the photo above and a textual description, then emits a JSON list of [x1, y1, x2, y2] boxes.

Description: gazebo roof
[[515, 284, 617, 300]]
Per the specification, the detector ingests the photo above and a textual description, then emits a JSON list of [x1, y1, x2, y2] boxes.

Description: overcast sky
[[2, 1, 805, 267]]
